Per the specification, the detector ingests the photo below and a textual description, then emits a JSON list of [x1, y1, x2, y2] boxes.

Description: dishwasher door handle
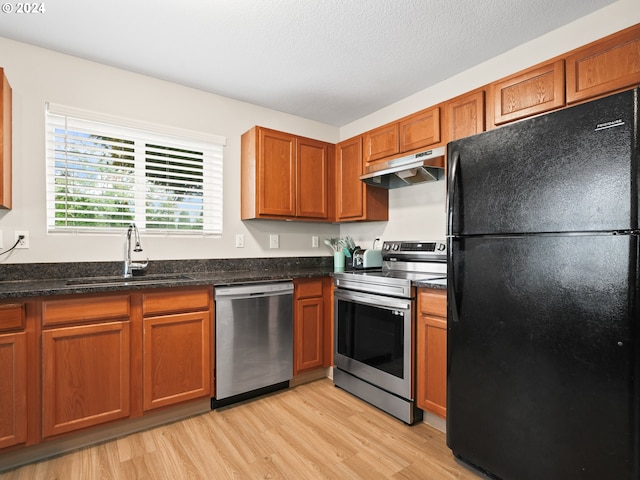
[[215, 282, 294, 300]]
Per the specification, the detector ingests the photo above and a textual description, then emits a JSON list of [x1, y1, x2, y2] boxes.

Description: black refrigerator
[[446, 87, 639, 480]]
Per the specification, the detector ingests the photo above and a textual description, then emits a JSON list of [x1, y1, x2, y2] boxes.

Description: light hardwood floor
[[0, 379, 485, 479]]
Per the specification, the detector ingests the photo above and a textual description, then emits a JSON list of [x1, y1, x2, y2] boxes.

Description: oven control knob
[[392, 244, 400, 251], [383, 244, 391, 251], [437, 243, 446, 251]]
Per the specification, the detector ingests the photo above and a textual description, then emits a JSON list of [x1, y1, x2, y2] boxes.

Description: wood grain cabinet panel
[[399, 106, 441, 152], [296, 137, 330, 219], [492, 60, 565, 125], [0, 68, 11, 210], [335, 136, 388, 222], [293, 278, 328, 374], [0, 331, 27, 449], [42, 294, 130, 327], [445, 90, 485, 142], [257, 128, 296, 217], [364, 123, 399, 164], [143, 311, 211, 411], [566, 24, 640, 104], [416, 289, 447, 419], [0, 303, 24, 332], [42, 321, 130, 438], [241, 126, 332, 221], [142, 288, 210, 316]]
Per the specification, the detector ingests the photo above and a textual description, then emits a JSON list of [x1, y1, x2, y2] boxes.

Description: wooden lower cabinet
[[143, 311, 211, 411], [0, 331, 27, 449], [42, 320, 130, 438], [141, 287, 212, 411], [416, 288, 447, 419], [293, 278, 332, 374]]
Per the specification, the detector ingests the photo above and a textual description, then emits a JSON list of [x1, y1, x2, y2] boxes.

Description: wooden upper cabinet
[[364, 123, 399, 164], [297, 137, 330, 219], [364, 106, 442, 165], [241, 126, 331, 221], [491, 60, 565, 126], [335, 136, 388, 222], [566, 23, 640, 104], [445, 90, 485, 142], [256, 128, 296, 218], [399, 106, 441, 152], [0, 68, 11, 210]]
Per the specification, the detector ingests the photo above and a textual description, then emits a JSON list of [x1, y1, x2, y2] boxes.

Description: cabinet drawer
[[294, 278, 323, 299], [142, 287, 211, 316], [0, 303, 25, 332], [418, 290, 446, 317], [42, 295, 130, 327]]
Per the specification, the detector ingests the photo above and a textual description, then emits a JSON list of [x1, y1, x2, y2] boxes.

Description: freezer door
[[447, 234, 638, 480], [447, 87, 638, 236]]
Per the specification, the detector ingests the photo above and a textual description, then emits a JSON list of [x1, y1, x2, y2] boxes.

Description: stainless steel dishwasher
[[212, 281, 294, 408]]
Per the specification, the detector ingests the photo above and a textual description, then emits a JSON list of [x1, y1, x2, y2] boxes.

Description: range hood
[[360, 146, 446, 189]]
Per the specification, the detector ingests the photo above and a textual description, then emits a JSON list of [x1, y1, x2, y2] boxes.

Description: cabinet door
[[296, 137, 329, 219], [0, 68, 11, 210], [399, 106, 441, 152], [446, 90, 485, 142], [336, 136, 389, 222], [294, 278, 325, 374], [143, 311, 211, 411], [566, 24, 640, 104], [491, 60, 565, 126], [364, 123, 399, 164], [0, 332, 27, 449], [336, 136, 365, 220], [416, 289, 447, 418], [257, 128, 296, 217], [294, 297, 323, 374], [42, 321, 130, 438]]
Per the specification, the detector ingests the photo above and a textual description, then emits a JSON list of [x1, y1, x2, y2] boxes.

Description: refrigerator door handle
[[447, 150, 460, 237]]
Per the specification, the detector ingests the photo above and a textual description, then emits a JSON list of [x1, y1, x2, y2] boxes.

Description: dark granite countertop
[[0, 257, 334, 300], [413, 278, 447, 290]]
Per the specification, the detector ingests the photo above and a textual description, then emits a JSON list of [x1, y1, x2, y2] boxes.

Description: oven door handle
[[334, 289, 412, 311]]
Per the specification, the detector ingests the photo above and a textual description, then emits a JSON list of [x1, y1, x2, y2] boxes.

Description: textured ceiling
[[0, 0, 618, 126]]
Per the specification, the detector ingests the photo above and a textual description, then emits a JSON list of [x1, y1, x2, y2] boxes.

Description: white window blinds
[[45, 104, 224, 235]]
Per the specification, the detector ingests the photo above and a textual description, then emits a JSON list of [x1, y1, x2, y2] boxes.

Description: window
[[45, 104, 225, 235]]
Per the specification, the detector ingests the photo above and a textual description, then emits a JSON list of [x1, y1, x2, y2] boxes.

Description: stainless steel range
[[333, 240, 446, 424]]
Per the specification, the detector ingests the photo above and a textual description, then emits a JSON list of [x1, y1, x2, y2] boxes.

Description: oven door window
[[337, 300, 406, 379]]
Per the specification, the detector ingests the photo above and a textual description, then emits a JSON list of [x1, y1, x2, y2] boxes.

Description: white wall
[[339, 0, 640, 249], [0, 38, 341, 263]]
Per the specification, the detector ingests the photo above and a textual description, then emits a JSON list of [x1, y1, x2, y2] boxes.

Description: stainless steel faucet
[[123, 223, 149, 277]]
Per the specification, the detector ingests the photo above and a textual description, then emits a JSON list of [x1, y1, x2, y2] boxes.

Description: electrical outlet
[[15, 230, 29, 249], [235, 233, 245, 248], [312, 235, 319, 248], [269, 234, 279, 249]]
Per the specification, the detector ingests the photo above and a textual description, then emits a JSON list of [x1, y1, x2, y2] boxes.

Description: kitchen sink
[[65, 274, 194, 288]]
